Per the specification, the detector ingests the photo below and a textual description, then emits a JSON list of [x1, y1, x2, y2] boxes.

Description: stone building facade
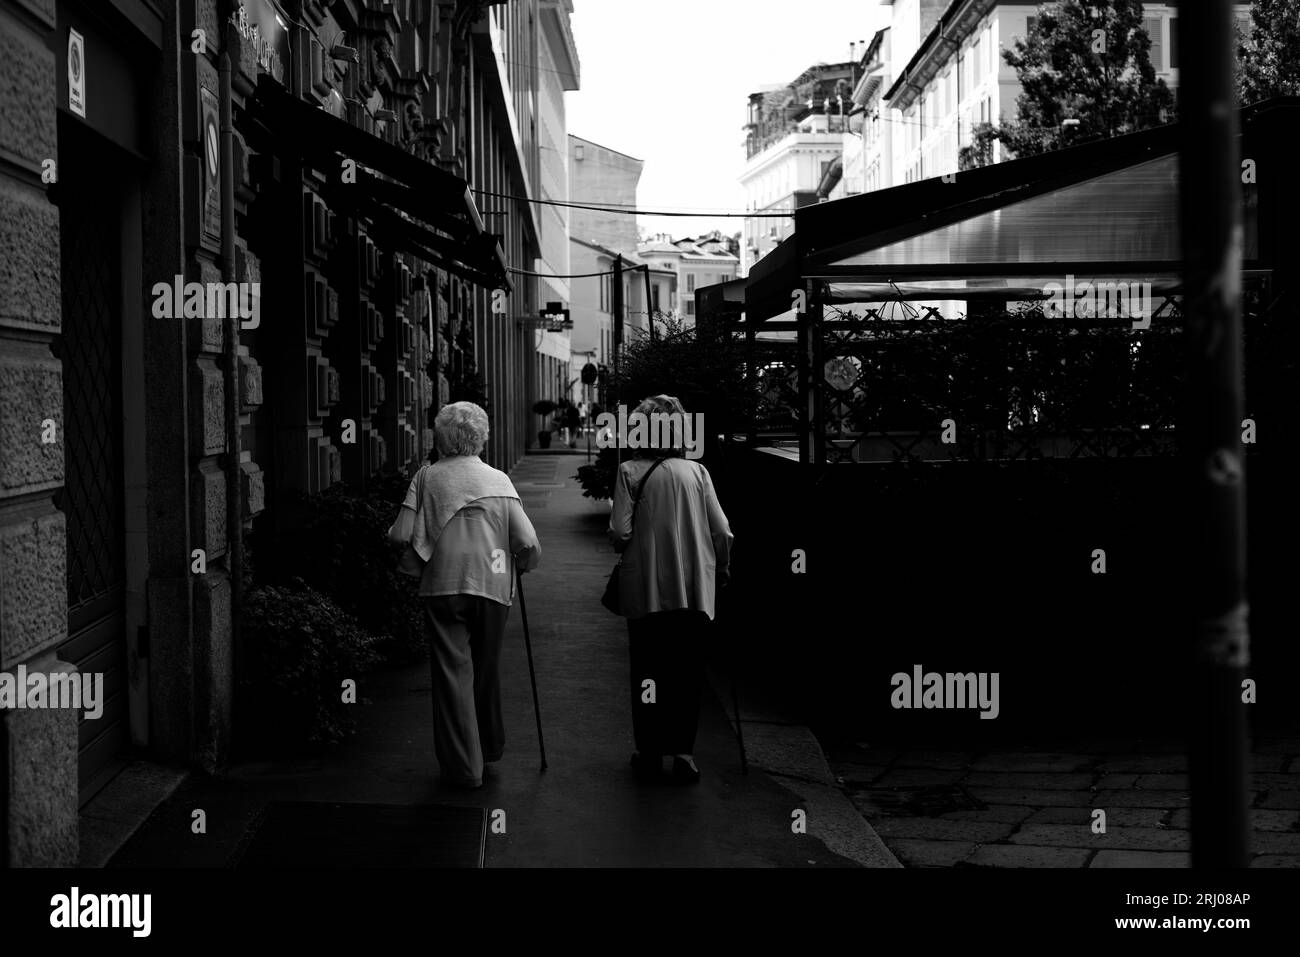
[[1, 0, 560, 866]]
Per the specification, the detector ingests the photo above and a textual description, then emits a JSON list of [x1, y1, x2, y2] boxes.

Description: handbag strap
[[627, 456, 668, 541], [410, 464, 428, 526]]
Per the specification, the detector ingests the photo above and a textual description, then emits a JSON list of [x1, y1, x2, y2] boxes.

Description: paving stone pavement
[[825, 739, 1300, 868]]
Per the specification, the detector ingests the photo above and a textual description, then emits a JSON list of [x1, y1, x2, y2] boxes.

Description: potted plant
[[532, 400, 557, 448]]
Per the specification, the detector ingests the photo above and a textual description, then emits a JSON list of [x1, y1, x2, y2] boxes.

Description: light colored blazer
[[609, 456, 733, 621]]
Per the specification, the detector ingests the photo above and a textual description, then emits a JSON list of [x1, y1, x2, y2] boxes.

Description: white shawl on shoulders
[[410, 455, 519, 562]]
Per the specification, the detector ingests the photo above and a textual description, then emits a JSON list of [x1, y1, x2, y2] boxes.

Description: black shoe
[[671, 756, 701, 785], [630, 752, 662, 783]]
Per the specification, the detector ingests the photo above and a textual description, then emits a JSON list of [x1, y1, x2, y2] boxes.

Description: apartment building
[[883, 0, 1250, 183]]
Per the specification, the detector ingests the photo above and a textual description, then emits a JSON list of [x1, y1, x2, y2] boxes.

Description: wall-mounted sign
[[199, 88, 221, 243], [230, 0, 289, 85], [68, 29, 85, 118], [204, 113, 219, 177], [540, 301, 571, 333]]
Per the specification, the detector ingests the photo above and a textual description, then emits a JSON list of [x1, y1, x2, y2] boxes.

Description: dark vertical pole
[[745, 322, 757, 446], [219, 16, 244, 699], [797, 280, 811, 465], [797, 302, 809, 465], [613, 256, 624, 470], [1178, 0, 1251, 869], [643, 264, 654, 340], [808, 279, 825, 465]]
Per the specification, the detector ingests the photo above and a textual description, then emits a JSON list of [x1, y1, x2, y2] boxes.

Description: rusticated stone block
[[11, 0, 56, 28], [190, 357, 225, 456], [0, 349, 62, 493], [191, 462, 226, 558], [239, 355, 262, 408], [4, 656, 79, 866], [191, 259, 225, 353], [0, 510, 65, 668], [241, 461, 264, 518], [236, 244, 261, 292], [194, 0, 221, 56], [0, 178, 60, 331], [232, 129, 251, 197], [0, 12, 56, 169]]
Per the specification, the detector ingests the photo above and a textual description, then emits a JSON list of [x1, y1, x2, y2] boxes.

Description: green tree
[[1237, 0, 1300, 104], [573, 315, 754, 499], [972, 1, 1174, 163]]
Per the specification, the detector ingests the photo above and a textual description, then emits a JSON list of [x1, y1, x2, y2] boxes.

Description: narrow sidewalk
[[468, 453, 888, 866], [98, 453, 893, 867]]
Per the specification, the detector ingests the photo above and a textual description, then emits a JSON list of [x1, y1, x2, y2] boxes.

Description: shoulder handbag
[[601, 457, 667, 615], [390, 465, 429, 579]]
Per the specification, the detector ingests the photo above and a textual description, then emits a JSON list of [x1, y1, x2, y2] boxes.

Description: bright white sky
[[566, 0, 887, 242]]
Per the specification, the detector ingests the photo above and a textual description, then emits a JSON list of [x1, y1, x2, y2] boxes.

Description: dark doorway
[[56, 114, 132, 806]]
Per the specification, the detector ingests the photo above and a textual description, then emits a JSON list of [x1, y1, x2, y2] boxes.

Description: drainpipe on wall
[[219, 11, 245, 732]]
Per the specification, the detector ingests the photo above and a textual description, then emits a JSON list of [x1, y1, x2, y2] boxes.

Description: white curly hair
[[433, 401, 490, 457]]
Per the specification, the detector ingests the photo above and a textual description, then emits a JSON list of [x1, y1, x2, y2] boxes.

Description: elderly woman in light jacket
[[391, 402, 541, 789], [609, 394, 734, 784]]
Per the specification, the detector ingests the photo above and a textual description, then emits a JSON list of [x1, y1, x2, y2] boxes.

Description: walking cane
[[515, 568, 548, 772], [724, 584, 747, 775], [730, 662, 748, 776]]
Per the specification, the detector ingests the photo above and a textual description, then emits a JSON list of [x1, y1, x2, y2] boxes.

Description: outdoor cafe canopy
[[743, 98, 1300, 323]]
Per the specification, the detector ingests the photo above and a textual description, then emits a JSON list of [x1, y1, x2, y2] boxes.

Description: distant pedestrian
[[608, 394, 733, 784], [390, 402, 541, 789], [564, 403, 580, 448]]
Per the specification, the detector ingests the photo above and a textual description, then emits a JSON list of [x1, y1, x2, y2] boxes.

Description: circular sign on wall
[[205, 114, 219, 176]]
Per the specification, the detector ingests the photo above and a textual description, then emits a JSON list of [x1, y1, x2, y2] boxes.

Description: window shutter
[[1144, 17, 1164, 72]]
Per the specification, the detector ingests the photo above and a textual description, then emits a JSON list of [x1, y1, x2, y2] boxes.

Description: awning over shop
[[534, 329, 570, 363], [247, 74, 509, 290], [829, 154, 1181, 274], [743, 98, 1300, 323]]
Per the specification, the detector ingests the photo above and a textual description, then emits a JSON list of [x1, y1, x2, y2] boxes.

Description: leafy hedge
[[573, 316, 752, 500], [288, 472, 427, 665], [239, 580, 380, 751], [574, 446, 619, 501]]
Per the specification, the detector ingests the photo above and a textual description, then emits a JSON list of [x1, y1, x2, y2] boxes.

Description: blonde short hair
[[632, 394, 688, 459], [434, 402, 489, 457]]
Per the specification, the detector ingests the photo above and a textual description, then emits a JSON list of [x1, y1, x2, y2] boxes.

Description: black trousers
[[628, 609, 709, 756]]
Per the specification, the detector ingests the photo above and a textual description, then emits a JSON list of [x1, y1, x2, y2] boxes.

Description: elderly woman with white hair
[[609, 394, 733, 784], [391, 401, 541, 789]]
